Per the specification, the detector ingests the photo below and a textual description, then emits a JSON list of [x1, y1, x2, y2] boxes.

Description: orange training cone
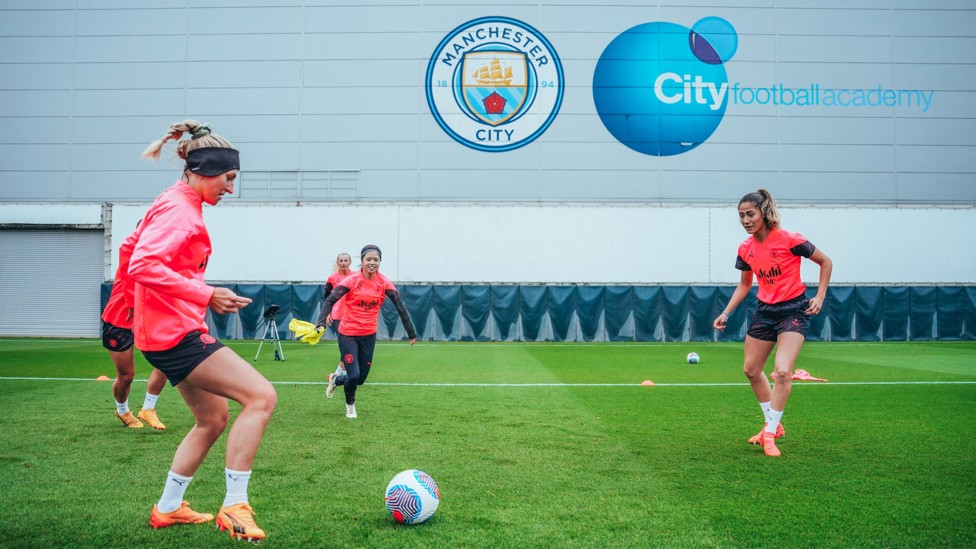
[[640, 380, 655, 386], [96, 375, 112, 381]]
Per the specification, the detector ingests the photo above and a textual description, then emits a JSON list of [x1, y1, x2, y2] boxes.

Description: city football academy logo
[[592, 17, 738, 156], [426, 17, 564, 152]]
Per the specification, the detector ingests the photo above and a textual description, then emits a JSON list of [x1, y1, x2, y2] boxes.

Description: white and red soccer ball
[[686, 352, 700, 364], [385, 469, 440, 524]]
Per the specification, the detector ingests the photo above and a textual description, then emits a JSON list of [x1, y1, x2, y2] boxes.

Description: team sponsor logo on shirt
[[757, 265, 782, 282], [358, 299, 379, 312]]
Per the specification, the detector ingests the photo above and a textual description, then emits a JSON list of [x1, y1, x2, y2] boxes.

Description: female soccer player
[[318, 252, 353, 379], [102, 224, 168, 430], [318, 245, 417, 419], [133, 121, 277, 541], [713, 189, 833, 457]]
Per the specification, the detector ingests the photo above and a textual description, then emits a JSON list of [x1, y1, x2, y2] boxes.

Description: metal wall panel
[[75, 8, 187, 35], [74, 62, 185, 90], [0, 2, 972, 204], [0, 229, 102, 337], [0, 63, 72, 90]]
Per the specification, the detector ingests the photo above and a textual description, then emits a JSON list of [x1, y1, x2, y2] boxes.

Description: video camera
[[262, 304, 280, 320]]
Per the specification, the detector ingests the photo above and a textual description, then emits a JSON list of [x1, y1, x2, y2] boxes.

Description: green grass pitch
[[0, 339, 974, 548]]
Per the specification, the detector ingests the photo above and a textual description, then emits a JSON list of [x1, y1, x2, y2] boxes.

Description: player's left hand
[[805, 297, 824, 315], [209, 287, 252, 314], [409, 338, 416, 346]]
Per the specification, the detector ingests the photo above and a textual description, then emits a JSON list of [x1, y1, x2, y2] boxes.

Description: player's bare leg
[[109, 348, 143, 428]]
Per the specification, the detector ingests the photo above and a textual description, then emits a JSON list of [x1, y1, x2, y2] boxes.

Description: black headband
[[186, 147, 240, 176], [361, 245, 382, 260]]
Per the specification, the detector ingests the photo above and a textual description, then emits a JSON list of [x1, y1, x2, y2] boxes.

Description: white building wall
[[96, 202, 975, 285]]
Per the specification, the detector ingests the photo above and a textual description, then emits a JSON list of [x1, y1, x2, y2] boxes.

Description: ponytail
[[739, 188, 781, 229], [141, 119, 235, 164]]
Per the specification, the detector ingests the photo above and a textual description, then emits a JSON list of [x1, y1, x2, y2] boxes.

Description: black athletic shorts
[[102, 321, 134, 353], [142, 330, 225, 386], [747, 294, 811, 342]]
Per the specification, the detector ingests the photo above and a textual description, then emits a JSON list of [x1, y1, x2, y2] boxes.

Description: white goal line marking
[[0, 377, 973, 387]]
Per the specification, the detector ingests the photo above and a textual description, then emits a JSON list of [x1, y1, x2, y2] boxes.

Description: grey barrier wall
[[102, 284, 976, 342]]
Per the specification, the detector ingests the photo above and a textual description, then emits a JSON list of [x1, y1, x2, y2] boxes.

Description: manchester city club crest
[[426, 17, 564, 152]]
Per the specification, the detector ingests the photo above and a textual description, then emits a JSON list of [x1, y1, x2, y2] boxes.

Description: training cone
[[96, 375, 112, 381], [641, 380, 655, 386]]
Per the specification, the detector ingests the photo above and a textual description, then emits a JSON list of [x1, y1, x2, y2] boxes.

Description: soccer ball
[[385, 469, 440, 524], [687, 352, 700, 364]]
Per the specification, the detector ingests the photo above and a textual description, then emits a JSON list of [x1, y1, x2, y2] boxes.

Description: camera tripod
[[255, 304, 284, 361]]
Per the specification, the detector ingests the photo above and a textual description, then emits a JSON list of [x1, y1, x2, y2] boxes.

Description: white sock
[[115, 400, 129, 415], [223, 468, 251, 507], [765, 408, 784, 434], [759, 401, 772, 423], [143, 392, 160, 411], [158, 471, 193, 513]]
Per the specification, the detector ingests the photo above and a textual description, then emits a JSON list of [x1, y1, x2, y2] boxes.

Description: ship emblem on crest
[[426, 17, 564, 152], [462, 52, 528, 125]]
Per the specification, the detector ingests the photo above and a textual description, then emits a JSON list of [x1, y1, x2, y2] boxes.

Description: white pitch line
[[0, 377, 973, 387]]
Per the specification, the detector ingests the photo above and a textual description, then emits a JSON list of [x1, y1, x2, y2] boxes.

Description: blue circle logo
[[426, 17, 564, 152], [593, 18, 737, 156]]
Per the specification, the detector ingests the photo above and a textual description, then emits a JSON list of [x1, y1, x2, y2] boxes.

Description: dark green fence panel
[[855, 286, 883, 341], [432, 285, 461, 341], [662, 286, 691, 341], [689, 286, 720, 342], [549, 286, 577, 342], [937, 287, 965, 341], [576, 286, 605, 342], [235, 284, 268, 339], [519, 286, 548, 342], [490, 285, 519, 341], [966, 287, 976, 340], [460, 285, 491, 341], [827, 286, 855, 341], [103, 283, 974, 342], [604, 286, 634, 341], [400, 285, 432, 340], [634, 286, 662, 341], [910, 287, 937, 340], [292, 284, 321, 328], [882, 287, 909, 341]]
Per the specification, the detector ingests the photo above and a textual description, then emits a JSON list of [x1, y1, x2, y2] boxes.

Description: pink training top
[[736, 228, 816, 304], [325, 269, 351, 320], [128, 181, 216, 351], [335, 270, 397, 336], [101, 228, 140, 329]]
